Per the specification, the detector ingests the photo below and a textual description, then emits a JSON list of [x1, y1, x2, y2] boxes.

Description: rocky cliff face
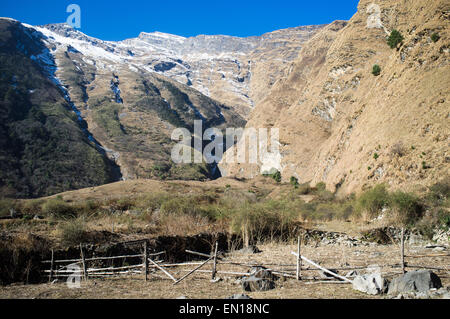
[[123, 25, 324, 118], [220, 0, 450, 195]]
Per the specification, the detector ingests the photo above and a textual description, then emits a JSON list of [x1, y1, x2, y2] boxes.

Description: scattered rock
[[391, 287, 450, 299], [318, 269, 339, 279], [227, 294, 252, 299], [242, 277, 275, 292], [432, 229, 450, 246], [388, 270, 442, 295], [210, 277, 222, 283], [33, 215, 44, 220], [242, 267, 276, 291], [248, 266, 275, 280], [352, 273, 389, 295]]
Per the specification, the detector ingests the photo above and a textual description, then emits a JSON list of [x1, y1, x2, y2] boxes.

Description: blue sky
[[0, 0, 359, 40]]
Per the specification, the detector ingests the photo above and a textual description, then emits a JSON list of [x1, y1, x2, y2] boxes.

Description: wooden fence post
[[212, 241, 218, 280], [143, 241, 148, 281], [401, 227, 405, 274], [49, 249, 54, 282], [80, 243, 88, 281], [296, 236, 301, 281]]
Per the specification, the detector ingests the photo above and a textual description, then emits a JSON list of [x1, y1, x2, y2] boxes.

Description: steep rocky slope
[[46, 23, 249, 182], [122, 25, 324, 118], [0, 18, 247, 196], [220, 0, 450, 195], [0, 19, 119, 198]]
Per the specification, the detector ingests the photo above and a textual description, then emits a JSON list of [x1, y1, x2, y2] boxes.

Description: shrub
[[389, 191, 422, 225], [21, 199, 43, 215], [315, 182, 326, 192], [159, 195, 219, 221], [230, 200, 300, 244], [431, 33, 440, 43], [60, 219, 89, 246], [290, 176, 299, 188], [356, 184, 389, 218], [390, 142, 406, 157], [263, 170, 281, 183], [296, 183, 311, 195], [387, 29, 404, 49], [372, 64, 381, 76], [429, 180, 450, 201], [373, 153, 379, 160], [438, 210, 450, 230], [41, 199, 75, 217], [0, 199, 18, 217]]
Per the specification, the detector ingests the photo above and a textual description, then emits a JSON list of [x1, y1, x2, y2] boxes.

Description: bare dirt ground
[[1, 242, 448, 299]]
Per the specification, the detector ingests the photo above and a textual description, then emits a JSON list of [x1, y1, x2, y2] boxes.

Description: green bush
[[389, 191, 422, 225], [296, 183, 311, 195], [159, 195, 219, 221], [387, 29, 404, 49], [428, 180, 450, 203], [230, 200, 299, 244], [438, 210, 450, 230], [21, 199, 43, 215], [356, 184, 389, 217], [372, 64, 381, 76], [431, 33, 440, 43], [0, 199, 18, 217], [315, 182, 326, 192], [60, 219, 89, 246], [41, 199, 75, 217], [290, 176, 299, 188], [263, 170, 282, 183]]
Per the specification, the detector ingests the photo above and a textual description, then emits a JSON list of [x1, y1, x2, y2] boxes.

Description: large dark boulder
[[388, 270, 442, 294], [241, 266, 276, 292], [242, 277, 275, 292]]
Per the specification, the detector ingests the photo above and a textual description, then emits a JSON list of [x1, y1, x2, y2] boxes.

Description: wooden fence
[[41, 232, 449, 285]]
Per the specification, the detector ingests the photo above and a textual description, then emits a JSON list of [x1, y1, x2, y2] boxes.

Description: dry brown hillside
[[220, 0, 450, 195]]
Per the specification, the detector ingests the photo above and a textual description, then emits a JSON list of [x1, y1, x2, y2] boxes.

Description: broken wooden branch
[[185, 249, 213, 259], [148, 258, 177, 282], [173, 256, 214, 285], [291, 252, 353, 283]]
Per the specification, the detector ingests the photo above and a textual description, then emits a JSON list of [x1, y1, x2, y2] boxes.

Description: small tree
[[272, 170, 282, 183], [387, 29, 404, 49], [431, 33, 440, 43], [372, 64, 381, 76], [290, 176, 299, 189]]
